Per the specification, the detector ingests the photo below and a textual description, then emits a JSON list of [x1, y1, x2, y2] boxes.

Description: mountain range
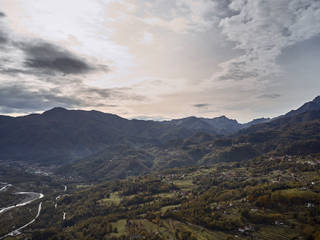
[[1, 95, 320, 181], [0, 105, 271, 164]]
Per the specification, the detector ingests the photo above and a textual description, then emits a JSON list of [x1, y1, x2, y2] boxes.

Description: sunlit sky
[[0, 0, 319, 122]]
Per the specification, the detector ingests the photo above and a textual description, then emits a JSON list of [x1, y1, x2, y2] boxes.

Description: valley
[[1, 155, 319, 239], [0, 96, 320, 239]]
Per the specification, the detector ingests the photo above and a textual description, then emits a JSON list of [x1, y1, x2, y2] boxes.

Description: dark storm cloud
[[193, 103, 210, 108], [0, 11, 106, 77], [258, 93, 281, 99], [0, 85, 82, 113], [17, 41, 94, 75]]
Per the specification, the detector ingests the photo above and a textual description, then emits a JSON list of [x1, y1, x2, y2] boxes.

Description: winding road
[[0, 202, 43, 240], [0, 192, 44, 214], [0, 183, 12, 192], [0, 183, 68, 238], [0, 183, 44, 239]]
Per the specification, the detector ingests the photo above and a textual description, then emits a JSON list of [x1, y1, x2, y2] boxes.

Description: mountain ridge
[[286, 96, 320, 117], [0, 95, 319, 167]]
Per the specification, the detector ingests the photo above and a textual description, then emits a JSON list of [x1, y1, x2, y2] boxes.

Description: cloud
[[132, 0, 219, 33], [104, 104, 118, 108], [0, 32, 7, 44], [79, 86, 145, 102], [0, 0, 132, 80], [17, 41, 94, 75], [0, 10, 107, 77], [0, 38, 99, 78], [0, 12, 8, 45], [193, 103, 210, 108], [258, 93, 281, 99], [134, 0, 240, 33], [213, 0, 320, 86]]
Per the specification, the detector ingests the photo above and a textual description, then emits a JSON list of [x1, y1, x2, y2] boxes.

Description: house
[[306, 203, 314, 208]]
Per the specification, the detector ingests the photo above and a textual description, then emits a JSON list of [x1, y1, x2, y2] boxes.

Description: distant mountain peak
[[242, 117, 270, 128], [43, 107, 68, 114], [167, 115, 241, 135], [312, 96, 320, 104], [286, 95, 320, 117], [215, 115, 238, 122]]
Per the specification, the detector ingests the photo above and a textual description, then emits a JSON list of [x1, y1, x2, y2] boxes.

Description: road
[[0, 202, 43, 240], [0, 192, 44, 214], [0, 183, 67, 238], [0, 183, 44, 239], [0, 183, 12, 192]]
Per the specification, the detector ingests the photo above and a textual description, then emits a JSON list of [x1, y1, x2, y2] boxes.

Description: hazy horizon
[[1, 93, 318, 124]]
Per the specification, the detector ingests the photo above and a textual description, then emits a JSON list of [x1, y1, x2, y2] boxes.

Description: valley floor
[[1, 154, 320, 240]]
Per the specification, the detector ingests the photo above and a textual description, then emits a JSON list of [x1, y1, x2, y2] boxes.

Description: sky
[[0, 0, 319, 122]]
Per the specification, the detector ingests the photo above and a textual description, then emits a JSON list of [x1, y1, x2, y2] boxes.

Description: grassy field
[[110, 219, 127, 238], [172, 179, 195, 191], [98, 192, 122, 206]]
